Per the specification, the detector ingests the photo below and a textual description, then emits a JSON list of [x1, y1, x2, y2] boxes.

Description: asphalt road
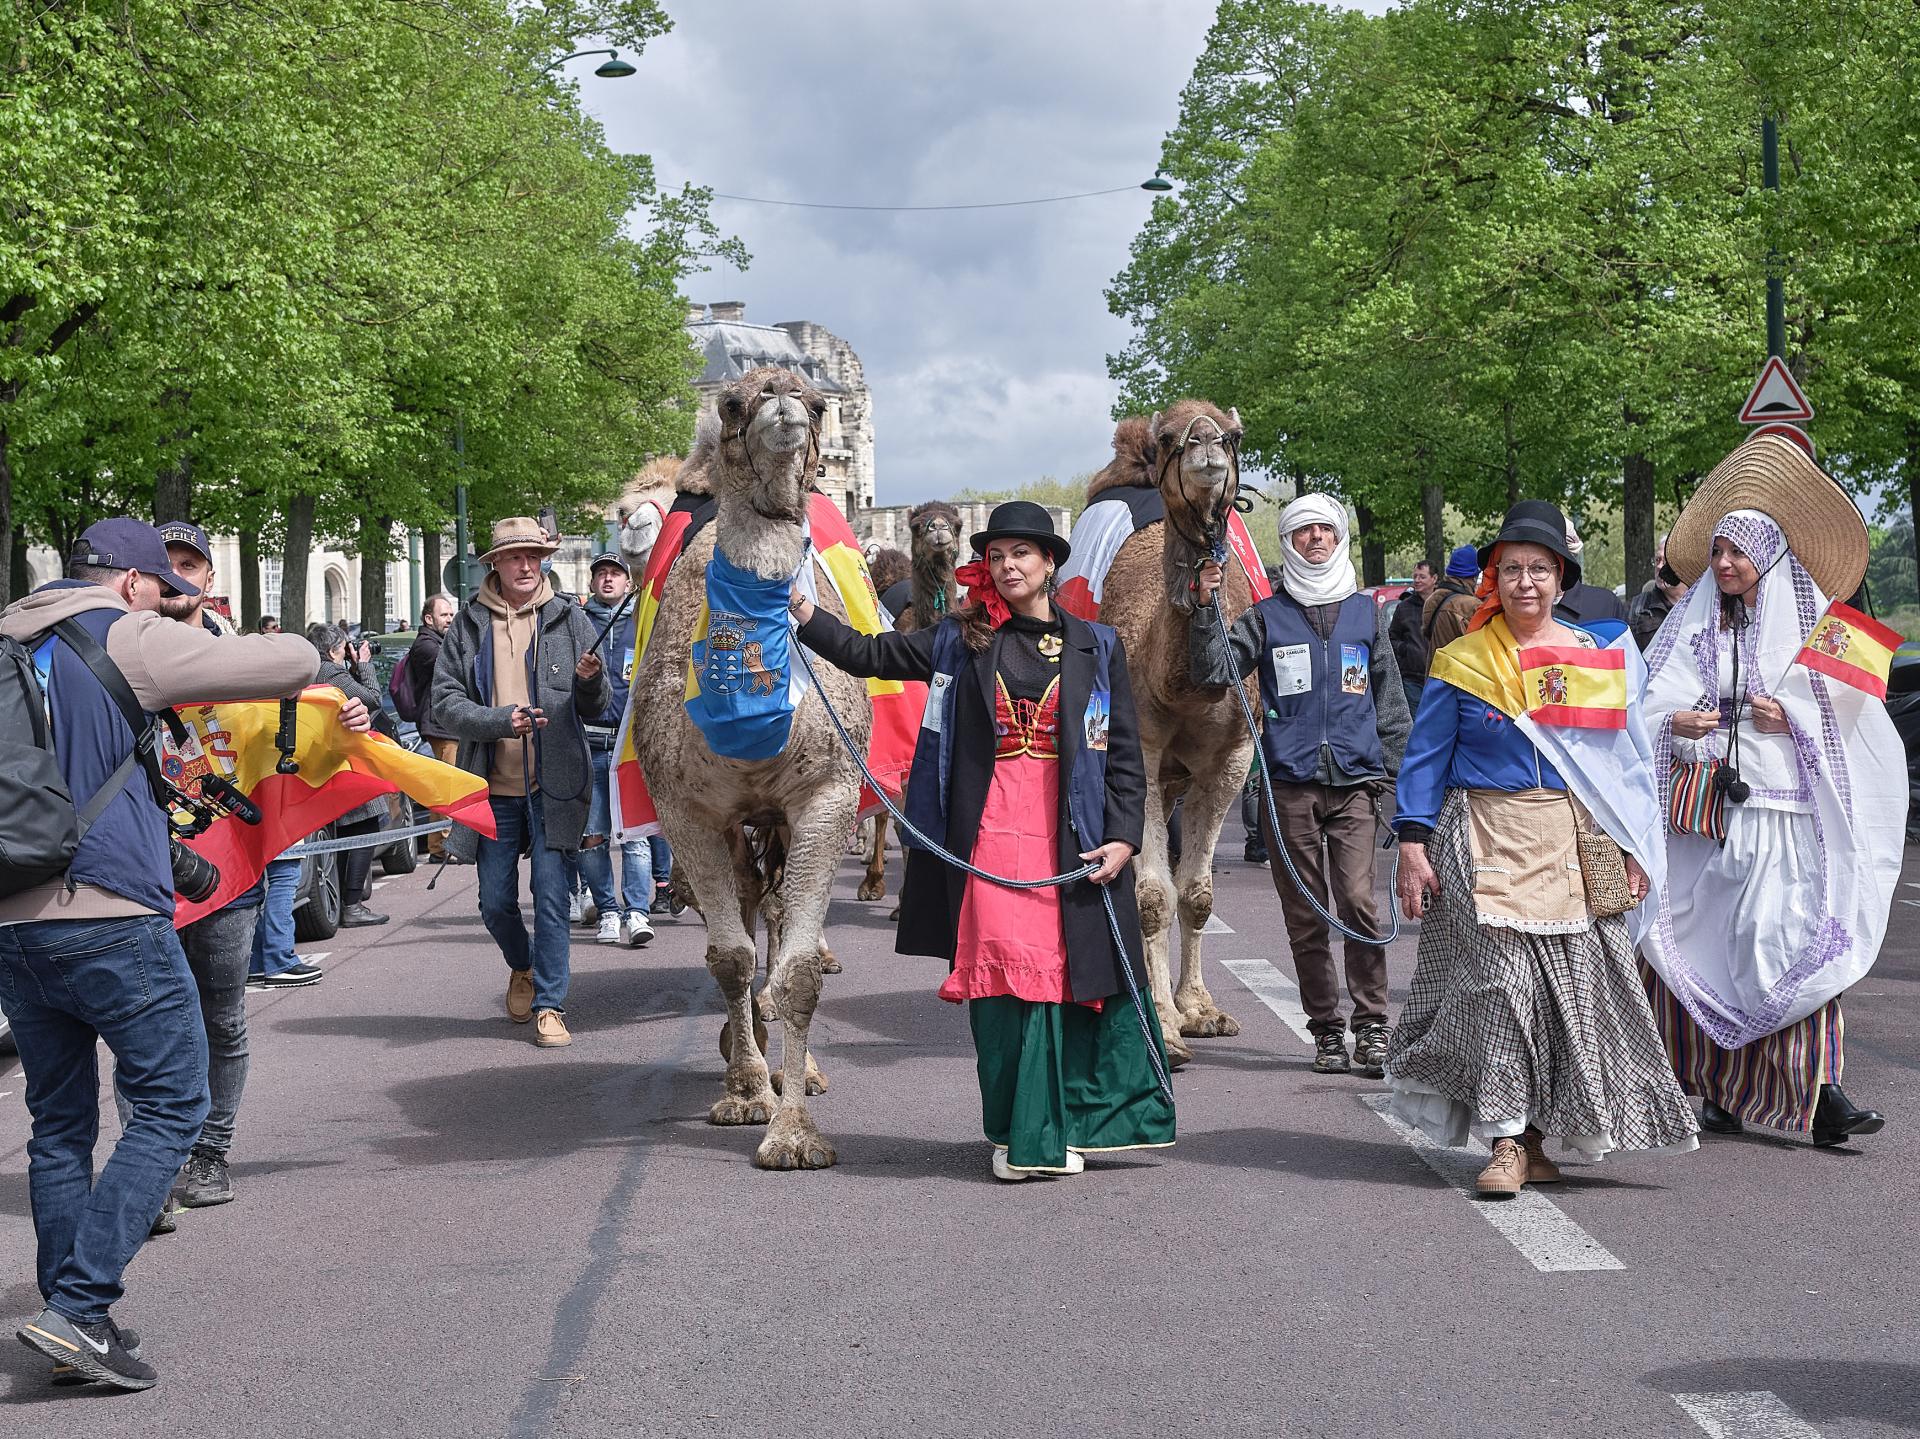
[[2, 840, 1917, 1438]]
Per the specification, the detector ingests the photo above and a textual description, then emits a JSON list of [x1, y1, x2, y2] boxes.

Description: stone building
[[859, 502, 1072, 555], [685, 301, 875, 515]]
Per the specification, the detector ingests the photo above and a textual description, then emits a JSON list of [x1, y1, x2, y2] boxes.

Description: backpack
[[389, 642, 423, 722], [0, 619, 151, 899]]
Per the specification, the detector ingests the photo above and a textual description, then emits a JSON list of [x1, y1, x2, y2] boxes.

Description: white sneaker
[[990, 1148, 1034, 1183], [624, 911, 654, 948], [595, 913, 623, 945], [568, 890, 589, 925], [1062, 1150, 1087, 1175]]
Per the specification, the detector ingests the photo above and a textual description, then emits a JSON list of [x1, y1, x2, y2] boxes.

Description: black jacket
[[1388, 587, 1431, 684], [798, 607, 1149, 1004], [404, 627, 448, 740]]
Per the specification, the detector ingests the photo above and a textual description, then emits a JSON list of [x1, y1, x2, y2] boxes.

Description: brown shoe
[[1522, 1126, 1562, 1183], [534, 1009, 572, 1048], [1476, 1137, 1528, 1198], [506, 969, 535, 1024]]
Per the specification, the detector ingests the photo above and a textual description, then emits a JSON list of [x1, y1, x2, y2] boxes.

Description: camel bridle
[[729, 391, 821, 524], [1157, 413, 1240, 563]]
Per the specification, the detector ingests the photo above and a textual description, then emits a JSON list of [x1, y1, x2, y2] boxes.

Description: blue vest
[[902, 618, 1117, 854], [1255, 592, 1385, 784]]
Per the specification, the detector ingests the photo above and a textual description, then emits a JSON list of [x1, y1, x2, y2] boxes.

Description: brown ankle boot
[[1476, 1137, 1528, 1198], [1522, 1126, 1562, 1183]]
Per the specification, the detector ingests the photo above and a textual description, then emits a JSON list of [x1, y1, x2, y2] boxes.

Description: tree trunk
[[1502, 402, 1520, 510], [423, 529, 443, 605], [359, 513, 393, 631], [1354, 502, 1387, 587], [239, 530, 262, 630], [282, 493, 315, 633], [1906, 420, 1920, 568], [153, 450, 194, 524], [1623, 449, 1656, 598], [9, 537, 27, 599], [1420, 481, 1446, 570], [0, 421, 13, 608]]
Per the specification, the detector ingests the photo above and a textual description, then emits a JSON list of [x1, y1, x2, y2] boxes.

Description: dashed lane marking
[[1199, 914, 1234, 935], [1672, 1391, 1825, 1437], [1220, 952, 1623, 1273]]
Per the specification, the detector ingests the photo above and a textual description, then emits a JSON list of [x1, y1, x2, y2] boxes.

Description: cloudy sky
[[581, 3, 1382, 506]]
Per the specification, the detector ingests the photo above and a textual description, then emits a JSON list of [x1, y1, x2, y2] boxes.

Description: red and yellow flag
[[169, 686, 495, 926], [1796, 601, 1901, 700], [1517, 645, 1627, 729]]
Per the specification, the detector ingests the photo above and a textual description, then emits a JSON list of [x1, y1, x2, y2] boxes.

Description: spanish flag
[[168, 686, 495, 926], [1517, 645, 1628, 729], [610, 491, 925, 838], [1796, 601, 1901, 700]]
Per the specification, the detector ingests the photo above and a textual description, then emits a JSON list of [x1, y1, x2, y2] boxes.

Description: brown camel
[[858, 499, 961, 904], [1082, 405, 1254, 1067], [631, 367, 868, 1169]]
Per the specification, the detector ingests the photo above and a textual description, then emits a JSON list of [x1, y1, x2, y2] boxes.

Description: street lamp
[[544, 48, 636, 78], [1141, 169, 1174, 193]]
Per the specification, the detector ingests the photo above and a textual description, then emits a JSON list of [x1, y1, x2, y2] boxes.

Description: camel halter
[[1158, 414, 1240, 565], [729, 396, 820, 525]]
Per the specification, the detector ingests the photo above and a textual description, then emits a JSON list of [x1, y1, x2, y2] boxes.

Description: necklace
[[1037, 633, 1063, 660]]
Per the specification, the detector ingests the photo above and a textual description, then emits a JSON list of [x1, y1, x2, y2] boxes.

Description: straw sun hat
[[1666, 432, 1869, 600]]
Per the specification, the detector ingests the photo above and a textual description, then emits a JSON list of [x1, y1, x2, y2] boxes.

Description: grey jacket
[[430, 588, 610, 857]]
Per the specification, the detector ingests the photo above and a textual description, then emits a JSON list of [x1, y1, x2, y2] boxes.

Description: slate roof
[[689, 319, 845, 394]]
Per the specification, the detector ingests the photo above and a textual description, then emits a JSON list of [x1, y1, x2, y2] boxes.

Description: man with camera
[[0, 519, 322, 1389]]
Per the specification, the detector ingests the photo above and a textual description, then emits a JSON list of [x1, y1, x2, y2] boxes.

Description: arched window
[[324, 567, 348, 622]]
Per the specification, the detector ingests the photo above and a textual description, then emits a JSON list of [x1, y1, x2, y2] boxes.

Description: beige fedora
[[1666, 431, 1868, 601], [479, 516, 560, 564]]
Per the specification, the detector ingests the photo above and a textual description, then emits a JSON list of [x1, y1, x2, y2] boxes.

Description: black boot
[[1700, 1100, 1744, 1134], [1812, 1083, 1884, 1147]]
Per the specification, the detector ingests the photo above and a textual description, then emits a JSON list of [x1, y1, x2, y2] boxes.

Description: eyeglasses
[[1497, 563, 1557, 584]]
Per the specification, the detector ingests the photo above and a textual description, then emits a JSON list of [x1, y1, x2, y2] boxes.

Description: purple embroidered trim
[[1716, 512, 1785, 572]]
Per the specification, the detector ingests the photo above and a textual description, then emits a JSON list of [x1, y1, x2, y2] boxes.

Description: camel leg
[[681, 838, 778, 1128], [857, 813, 889, 902], [818, 936, 841, 976], [1133, 751, 1192, 1068], [755, 789, 854, 1170], [1171, 758, 1243, 1038]]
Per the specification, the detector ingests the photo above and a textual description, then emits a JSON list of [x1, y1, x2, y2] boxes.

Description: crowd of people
[[0, 429, 1904, 1389]]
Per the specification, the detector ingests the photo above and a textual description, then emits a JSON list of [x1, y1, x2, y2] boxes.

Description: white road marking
[[1361, 1095, 1624, 1272], [1672, 1391, 1825, 1437], [1198, 914, 1233, 935], [371, 880, 389, 891], [1219, 955, 1313, 1045]]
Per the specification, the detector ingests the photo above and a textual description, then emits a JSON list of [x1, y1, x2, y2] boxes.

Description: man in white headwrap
[[1190, 492, 1411, 1076]]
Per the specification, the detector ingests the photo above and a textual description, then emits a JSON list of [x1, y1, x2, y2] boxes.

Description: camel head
[[906, 500, 961, 567], [1146, 400, 1243, 557], [716, 366, 825, 523]]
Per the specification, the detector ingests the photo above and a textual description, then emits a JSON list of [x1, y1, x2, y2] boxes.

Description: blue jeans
[[650, 835, 671, 889], [478, 793, 572, 1012], [0, 915, 210, 1324], [250, 857, 301, 977], [570, 745, 653, 914]]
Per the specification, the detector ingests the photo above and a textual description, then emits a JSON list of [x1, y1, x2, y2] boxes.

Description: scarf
[[953, 558, 1011, 628], [1277, 493, 1357, 605]]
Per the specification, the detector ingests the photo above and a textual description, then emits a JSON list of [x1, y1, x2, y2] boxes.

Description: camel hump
[[1086, 417, 1157, 501]]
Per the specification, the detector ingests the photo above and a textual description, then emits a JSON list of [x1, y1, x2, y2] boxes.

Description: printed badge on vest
[[923, 672, 952, 733], [1340, 642, 1369, 695], [1083, 689, 1111, 751], [1270, 643, 1311, 696]]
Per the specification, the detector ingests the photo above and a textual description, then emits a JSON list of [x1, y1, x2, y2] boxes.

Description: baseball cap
[[71, 517, 202, 597], [157, 519, 213, 563], [589, 551, 629, 576]]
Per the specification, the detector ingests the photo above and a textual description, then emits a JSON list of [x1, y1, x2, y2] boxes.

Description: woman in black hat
[[1385, 500, 1697, 1198], [790, 500, 1174, 1181]]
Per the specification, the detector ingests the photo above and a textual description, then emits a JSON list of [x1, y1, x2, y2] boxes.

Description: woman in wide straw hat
[[790, 501, 1174, 1182], [1639, 432, 1906, 1148], [1387, 500, 1697, 1199]]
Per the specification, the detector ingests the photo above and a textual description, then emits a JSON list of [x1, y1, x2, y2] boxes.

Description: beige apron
[[1463, 788, 1589, 935]]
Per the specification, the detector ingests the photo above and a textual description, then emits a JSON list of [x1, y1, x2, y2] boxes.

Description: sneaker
[[1312, 1031, 1351, 1074], [148, 1202, 177, 1238], [177, 1147, 233, 1208], [257, 961, 323, 988], [1521, 1126, 1562, 1184], [50, 1322, 142, 1385], [534, 1009, 572, 1048], [990, 1148, 1035, 1182], [568, 890, 596, 927], [595, 913, 624, 945], [339, 902, 389, 928], [1351, 1023, 1390, 1078], [649, 892, 672, 915], [1243, 842, 1268, 865], [506, 968, 535, 1024], [624, 911, 654, 948], [1476, 1137, 1529, 1198], [18, 1308, 156, 1391]]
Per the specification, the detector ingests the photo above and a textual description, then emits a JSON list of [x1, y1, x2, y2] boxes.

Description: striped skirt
[[1642, 968, 1842, 1133]]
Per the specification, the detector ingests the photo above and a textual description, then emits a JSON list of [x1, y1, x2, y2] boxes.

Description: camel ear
[[718, 388, 747, 430]]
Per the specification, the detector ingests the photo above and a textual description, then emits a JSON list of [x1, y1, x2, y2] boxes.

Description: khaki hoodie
[[475, 571, 555, 797], [0, 582, 319, 922]]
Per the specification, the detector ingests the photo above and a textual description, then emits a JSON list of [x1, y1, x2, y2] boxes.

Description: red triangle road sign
[[1739, 356, 1814, 423], [1748, 421, 1816, 460]]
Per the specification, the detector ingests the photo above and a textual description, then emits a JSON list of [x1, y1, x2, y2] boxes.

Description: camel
[[1087, 405, 1255, 1068], [632, 366, 868, 1169], [617, 455, 680, 574], [857, 499, 961, 904]]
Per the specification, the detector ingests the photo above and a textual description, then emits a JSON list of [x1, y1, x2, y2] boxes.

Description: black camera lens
[[169, 837, 220, 904]]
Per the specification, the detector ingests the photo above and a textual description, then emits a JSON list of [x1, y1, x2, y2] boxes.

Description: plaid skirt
[[1385, 790, 1699, 1158]]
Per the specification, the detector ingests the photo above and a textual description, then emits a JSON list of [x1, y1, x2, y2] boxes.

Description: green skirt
[[969, 995, 1176, 1171]]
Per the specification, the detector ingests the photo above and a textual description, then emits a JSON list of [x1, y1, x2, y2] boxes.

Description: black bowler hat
[[970, 500, 1070, 565], [1477, 499, 1581, 590]]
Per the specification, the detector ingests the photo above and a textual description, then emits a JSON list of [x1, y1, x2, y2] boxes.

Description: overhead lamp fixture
[[1140, 170, 1174, 193], [594, 53, 637, 78]]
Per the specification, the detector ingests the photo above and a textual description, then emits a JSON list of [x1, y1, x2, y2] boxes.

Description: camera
[[169, 836, 220, 903]]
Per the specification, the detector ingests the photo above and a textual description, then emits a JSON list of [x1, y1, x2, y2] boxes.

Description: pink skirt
[[941, 752, 1071, 1004]]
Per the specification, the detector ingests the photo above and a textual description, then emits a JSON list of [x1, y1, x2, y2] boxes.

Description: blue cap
[[156, 519, 213, 563], [71, 517, 201, 597], [589, 550, 629, 575], [1445, 543, 1480, 579]]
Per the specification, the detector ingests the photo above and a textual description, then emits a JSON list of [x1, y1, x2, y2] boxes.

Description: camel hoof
[[1162, 1032, 1194, 1069], [754, 1120, 837, 1170], [1179, 1008, 1241, 1039], [820, 950, 843, 975], [855, 878, 885, 902], [718, 1017, 771, 1062], [710, 1094, 777, 1127], [770, 1058, 829, 1097], [754, 988, 781, 1024]]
